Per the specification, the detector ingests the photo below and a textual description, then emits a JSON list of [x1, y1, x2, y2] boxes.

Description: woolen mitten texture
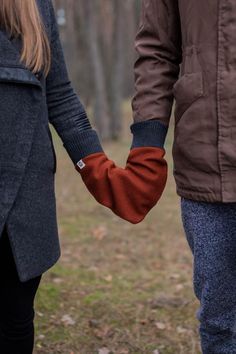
[[73, 119, 168, 224], [75, 146, 167, 224]]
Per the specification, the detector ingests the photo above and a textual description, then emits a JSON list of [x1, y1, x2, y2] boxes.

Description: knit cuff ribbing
[[62, 129, 104, 165], [130, 119, 168, 149]]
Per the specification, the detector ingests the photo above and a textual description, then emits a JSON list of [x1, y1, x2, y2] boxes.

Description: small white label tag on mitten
[[76, 159, 86, 170]]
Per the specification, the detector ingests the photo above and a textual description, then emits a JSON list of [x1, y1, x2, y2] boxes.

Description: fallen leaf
[[61, 314, 76, 326], [176, 326, 191, 334], [98, 348, 110, 354], [103, 274, 113, 282], [52, 277, 63, 284], [175, 283, 184, 291], [92, 225, 107, 240], [36, 311, 44, 317], [155, 322, 166, 330], [36, 343, 42, 349], [37, 334, 45, 340]]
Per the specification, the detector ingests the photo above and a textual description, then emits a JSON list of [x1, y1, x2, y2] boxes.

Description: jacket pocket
[[46, 125, 57, 174], [172, 71, 204, 125]]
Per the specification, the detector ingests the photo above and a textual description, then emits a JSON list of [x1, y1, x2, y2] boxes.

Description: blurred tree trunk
[[78, 0, 110, 139], [53, 0, 90, 102], [109, 0, 125, 139]]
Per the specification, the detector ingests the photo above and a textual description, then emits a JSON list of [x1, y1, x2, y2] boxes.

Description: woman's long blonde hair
[[0, 0, 51, 75]]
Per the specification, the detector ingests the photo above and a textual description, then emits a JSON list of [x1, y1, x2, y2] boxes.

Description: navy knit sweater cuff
[[63, 129, 104, 165], [130, 119, 168, 149], [63, 119, 168, 165]]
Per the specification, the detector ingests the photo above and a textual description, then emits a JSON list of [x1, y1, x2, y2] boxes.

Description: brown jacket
[[132, 0, 236, 202]]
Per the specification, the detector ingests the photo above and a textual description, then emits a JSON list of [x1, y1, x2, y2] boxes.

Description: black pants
[[0, 225, 42, 354]]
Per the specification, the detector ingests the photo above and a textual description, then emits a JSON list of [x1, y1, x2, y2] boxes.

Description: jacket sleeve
[[131, 0, 182, 133]]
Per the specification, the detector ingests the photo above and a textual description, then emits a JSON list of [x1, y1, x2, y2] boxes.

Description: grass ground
[[34, 105, 202, 354]]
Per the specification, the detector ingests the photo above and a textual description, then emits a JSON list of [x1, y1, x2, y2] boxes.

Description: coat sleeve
[[131, 0, 182, 136], [45, 0, 105, 165]]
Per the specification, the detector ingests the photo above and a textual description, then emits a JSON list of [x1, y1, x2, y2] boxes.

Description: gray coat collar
[[0, 30, 42, 88]]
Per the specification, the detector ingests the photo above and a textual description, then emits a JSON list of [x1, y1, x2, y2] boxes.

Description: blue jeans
[[180, 196, 236, 353]]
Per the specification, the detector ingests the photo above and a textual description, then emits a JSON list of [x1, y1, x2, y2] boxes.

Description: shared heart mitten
[[63, 119, 168, 224]]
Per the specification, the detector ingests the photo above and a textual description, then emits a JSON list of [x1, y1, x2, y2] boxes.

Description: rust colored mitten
[[75, 146, 167, 224], [65, 119, 169, 224]]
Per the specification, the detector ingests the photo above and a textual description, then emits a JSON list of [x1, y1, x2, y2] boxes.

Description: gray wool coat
[[0, 0, 104, 282]]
